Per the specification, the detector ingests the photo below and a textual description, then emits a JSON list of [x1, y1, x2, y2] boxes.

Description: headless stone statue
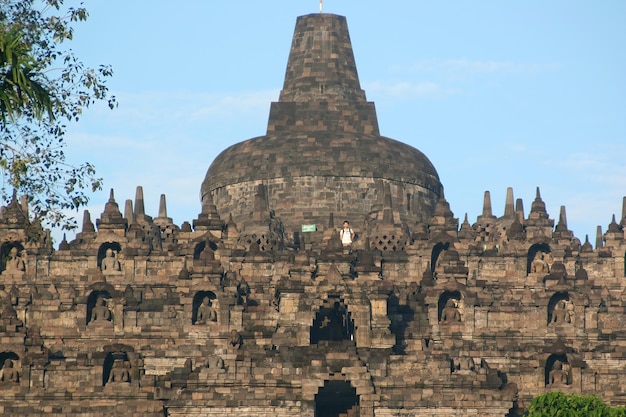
[[551, 300, 571, 324], [206, 354, 225, 371], [199, 245, 216, 263], [531, 251, 549, 274], [91, 296, 112, 323], [441, 299, 461, 324], [237, 280, 250, 306], [549, 360, 569, 386], [101, 248, 121, 273], [0, 359, 19, 383], [108, 360, 130, 384], [196, 296, 217, 324], [229, 329, 242, 350]]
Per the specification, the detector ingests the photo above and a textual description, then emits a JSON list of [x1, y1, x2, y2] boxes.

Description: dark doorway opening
[[315, 380, 359, 417], [310, 299, 354, 344]]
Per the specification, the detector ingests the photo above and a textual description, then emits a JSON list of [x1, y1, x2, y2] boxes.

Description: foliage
[[526, 392, 626, 417], [0, 0, 115, 230]]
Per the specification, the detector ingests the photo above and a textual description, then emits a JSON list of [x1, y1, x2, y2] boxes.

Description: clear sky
[[57, 0, 626, 245]]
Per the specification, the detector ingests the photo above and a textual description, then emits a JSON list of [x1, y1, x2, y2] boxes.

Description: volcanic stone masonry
[[1, 12, 626, 417]]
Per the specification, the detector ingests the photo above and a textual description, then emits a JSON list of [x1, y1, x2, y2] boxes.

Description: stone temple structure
[[1, 12, 626, 417]]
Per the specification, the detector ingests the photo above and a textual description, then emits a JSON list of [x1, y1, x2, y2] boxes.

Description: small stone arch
[[191, 290, 218, 324], [97, 242, 122, 270], [310, 297, 354, 344], [86, 290, 113, 325], [193, 240, 218, 260], [545, 353, 570, 387], [527, 243, 551, 274], [430, 242, 450, 274], [547, 292, 571, 325], [438, 290, 462, 322], [102, 351, 131, 386], [314, 379, 359, 417], [0, 241, 25, 273]]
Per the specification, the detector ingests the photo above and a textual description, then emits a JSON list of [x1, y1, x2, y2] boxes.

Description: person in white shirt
[[340, 220, 355, 246]]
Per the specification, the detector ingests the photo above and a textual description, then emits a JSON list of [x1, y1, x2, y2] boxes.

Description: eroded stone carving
[[441, 299, 461, 324], [0, 359, 19, 383], [548, 360, 570, 386], [206, 354, 225, 371], [551, 300, 573, 325], [108, 360, 130, 384], [229, 329, 242, 350], [5, 247, 25, 272], [101, 248, 121, 273], [91, 296, 112, 323], [531, 251, 549, 274], [237, 279, 250, 306], [196, 296, 217, 324]]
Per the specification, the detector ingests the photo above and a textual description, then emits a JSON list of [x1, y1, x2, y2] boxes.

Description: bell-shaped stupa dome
[[201, 13, 442, 235]]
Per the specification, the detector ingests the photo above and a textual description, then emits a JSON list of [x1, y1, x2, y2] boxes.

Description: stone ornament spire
[[158, 194, 168, 219], [81, 210, 95, 234], [267, 13, 380, 135], [0, 189, 29, 227], [154, 194, 172, 223], [154, 194, 178, 235], [556, 206, 568, 231], [515, 198, 525, 224], [524, 187, 554, 238], [96, 189, 127, 231], [475, 190, 496, 225], [503, 187, 515, 218], [124, 199, 134, 225], [134, 186, 145, 219], [482, 191, 493, 218], [553, 205, 574, 240], [133, 186, 153, 224], [529, 187, 548, 218], [278, 14, 366, 103]]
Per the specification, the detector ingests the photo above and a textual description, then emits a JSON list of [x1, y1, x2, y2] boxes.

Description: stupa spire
[[134, 186, 145, 218], [596, 225, 603, 249], [515, 198, 525, 223], [556, 206, 568, 231], [133, 185, 153, 223], [158, 194, 167, 218], [503, 187, 515, 217], [482, 191, 493, 217], [278, 14, 366, 104], [124, 199, 134, 225], [81, 210, 95, 233]]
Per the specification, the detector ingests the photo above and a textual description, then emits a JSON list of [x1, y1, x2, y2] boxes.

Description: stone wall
[[209, 175, 440, 237], [1, 188, 625, 416]]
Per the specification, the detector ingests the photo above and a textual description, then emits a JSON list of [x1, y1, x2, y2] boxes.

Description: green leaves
[[526, 392, 626, 417], [0, 0, 113, 231], [0, 25, 54, 122]]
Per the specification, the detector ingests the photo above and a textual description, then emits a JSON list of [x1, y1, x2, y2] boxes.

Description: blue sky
[[58, 0, 626, 245]]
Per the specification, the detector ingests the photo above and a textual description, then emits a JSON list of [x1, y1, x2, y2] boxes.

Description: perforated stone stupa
[[1, 12, 626, 417]]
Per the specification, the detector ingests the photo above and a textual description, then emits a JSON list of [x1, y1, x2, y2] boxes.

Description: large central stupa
[[201, 14, 442, 236]]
